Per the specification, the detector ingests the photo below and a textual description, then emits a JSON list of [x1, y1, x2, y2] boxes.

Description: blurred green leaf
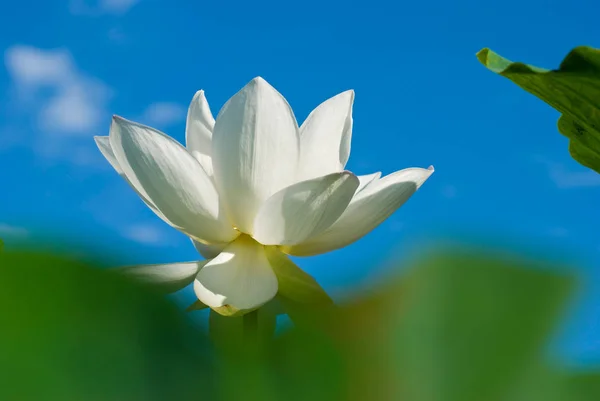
[[4, 247, 592, 401], [269, 324, 348, 401], [505, 363, 600, 401], [387, 253, 576, 401], [0, 250, 216, 401], [477, 46, 600, 172], [556, 372, 600, 401], [209, 309, 279, 401], [265, 251, 577, 401]]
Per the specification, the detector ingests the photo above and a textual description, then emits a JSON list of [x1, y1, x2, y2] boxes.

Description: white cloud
[[5, 47, 72, 86], [4, 45, 111, 136], [535, 156, 600, 189], [0, 223, 29, 238], [548, 166, 600, 189], [140, 102, 186, 127], [122, 223, 166, 245], [70, 0, 140, 16], [41, 83, 108, 133], [101, 0, 139, 13]]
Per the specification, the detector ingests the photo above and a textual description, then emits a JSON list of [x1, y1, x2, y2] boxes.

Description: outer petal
[[117, 261, 207, 294], [253, 171, 359, 246], [185, 90, 215, 176], [109, 116, 238, 244], [192, 239, 226, 259], [297, 90, 354, 181], [283, 166, 434, 256], [95, 136, 168, 220], [95, 136, 124, 175], [193, 235, 278, 311], [356, 172, 382, 193], [212, 77, 300, 233]]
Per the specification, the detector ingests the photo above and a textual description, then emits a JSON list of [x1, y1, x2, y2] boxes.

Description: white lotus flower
[[95, 77, 433, 315]]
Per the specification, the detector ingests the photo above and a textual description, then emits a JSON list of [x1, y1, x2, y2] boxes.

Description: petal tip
[[341, 169, 358, 178], [110, 115, 134, 134], [111, 115, 130, 127], [331, 89, 355, 103], [192, 89, 206, 99], [427, 165, 435, 172], [249, 76, 272, 89]]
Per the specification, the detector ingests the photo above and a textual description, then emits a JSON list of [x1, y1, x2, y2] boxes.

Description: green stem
[[243, 310, 259, 347]]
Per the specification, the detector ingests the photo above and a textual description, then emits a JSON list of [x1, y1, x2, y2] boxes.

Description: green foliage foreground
[[1, 247, 598, 401]]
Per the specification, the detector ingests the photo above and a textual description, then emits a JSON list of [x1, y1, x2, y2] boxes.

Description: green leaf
[[555, 372, 600, 401], [269, 251, 576, 401], [387, 252, 576, 401], [505, 362, 600, 401], [0, 249, 216, 401], [477, 46, 600, 173]]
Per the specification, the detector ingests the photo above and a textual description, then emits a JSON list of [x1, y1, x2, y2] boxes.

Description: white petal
[[253, 171, 359, 246], [118, 261, 207, 294], [185, 90, 215, 176], [192, 239, 226, 259], [95, 135, 167, 220], [283, 166, 434, 256], [193, 236, 278, 310], [356, 172, 382, 193], [297, 90, 354, 181], [95, 136, 124, 175], [109, 116, 238, 244], [194, 153, 214, 177], [212, 77, 300, 233]]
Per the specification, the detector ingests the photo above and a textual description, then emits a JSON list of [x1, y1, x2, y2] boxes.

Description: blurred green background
[[1, 245, 597, 401]]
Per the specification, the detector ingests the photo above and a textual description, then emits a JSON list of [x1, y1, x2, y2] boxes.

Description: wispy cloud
[[535, 156, 600, 189], [5, 45, 111, 136], [549, 166, 600, 189], [140, 102, 186, 128], [0, 223, 29, 238], [70, 0, 140, 16], [122, 223, 166, 245]]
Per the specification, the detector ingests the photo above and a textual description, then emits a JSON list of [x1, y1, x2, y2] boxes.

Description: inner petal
[[193, 234, 278, 311]]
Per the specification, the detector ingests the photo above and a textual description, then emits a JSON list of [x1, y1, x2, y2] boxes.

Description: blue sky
[[0, 0, 599, 365]]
